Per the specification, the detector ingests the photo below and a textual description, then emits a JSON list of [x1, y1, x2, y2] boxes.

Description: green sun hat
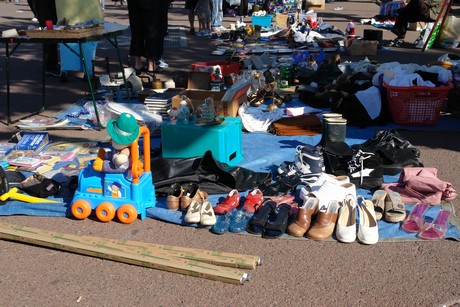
[[106, 113, 140, 145]]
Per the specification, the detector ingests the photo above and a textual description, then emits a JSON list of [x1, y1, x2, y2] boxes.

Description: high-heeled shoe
[[417, 209, 451, 240], [401, 203, 429, 233]]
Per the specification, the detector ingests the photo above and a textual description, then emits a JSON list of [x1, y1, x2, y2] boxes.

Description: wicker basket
[[383, 82, 453, 125]]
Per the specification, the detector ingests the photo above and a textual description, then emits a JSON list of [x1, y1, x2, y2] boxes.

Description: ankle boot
[[317, 113, 342, 147], [323, 117, 347, 148]]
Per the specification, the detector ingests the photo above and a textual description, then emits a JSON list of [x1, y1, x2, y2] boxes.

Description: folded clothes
[[382, 167, 457, 205]]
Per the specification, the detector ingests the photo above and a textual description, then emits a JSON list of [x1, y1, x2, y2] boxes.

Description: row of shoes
[[288, 194, 379, 244], [212, 194, 296, 235], [166, 182, 208, 211]]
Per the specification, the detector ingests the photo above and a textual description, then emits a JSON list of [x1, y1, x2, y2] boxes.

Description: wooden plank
[[0, 225, 249, 285], [0, 222, 261, 269], [0, 222, 261, 283]]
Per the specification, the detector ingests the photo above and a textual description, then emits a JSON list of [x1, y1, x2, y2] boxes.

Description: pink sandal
[[417, 209, 450, 240], [401, 203, 429, 233]]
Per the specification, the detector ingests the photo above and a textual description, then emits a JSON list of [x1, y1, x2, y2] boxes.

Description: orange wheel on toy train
[[95, 202, 116, 222], [117, 204, 138, 224], [71, 200, 92, 220]]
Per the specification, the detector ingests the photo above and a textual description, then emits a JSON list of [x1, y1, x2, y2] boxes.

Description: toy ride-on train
[[70, 125, 156, 224]]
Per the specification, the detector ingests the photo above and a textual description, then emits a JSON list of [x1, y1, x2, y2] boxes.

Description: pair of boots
[[318, 113, 384, 189]]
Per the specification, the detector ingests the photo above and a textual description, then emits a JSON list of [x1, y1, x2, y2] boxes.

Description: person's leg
[[188, 9, 196, 33], [35, 0, 58, 73], [156, 0, 168, 69], [140, 0, 161, 73], [127, 0, 145, 70], [186, 0, 198, 33]]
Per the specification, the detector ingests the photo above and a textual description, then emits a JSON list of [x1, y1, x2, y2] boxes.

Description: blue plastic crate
[[161, 117, 243, 166], [252, 15, 273, 27]]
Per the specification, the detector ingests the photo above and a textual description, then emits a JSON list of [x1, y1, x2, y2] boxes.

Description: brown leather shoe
[[306, 200, 340, 240], [180, 183, 208, 211], [287, 197, 319, 237], [166, 183, 184, 210]]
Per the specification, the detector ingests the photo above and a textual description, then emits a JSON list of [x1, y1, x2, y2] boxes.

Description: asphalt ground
[[0, 1, 459, 306]]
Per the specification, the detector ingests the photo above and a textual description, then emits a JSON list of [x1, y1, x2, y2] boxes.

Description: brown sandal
[[384, 192, 406, 223], [371, 190, 387, 221]]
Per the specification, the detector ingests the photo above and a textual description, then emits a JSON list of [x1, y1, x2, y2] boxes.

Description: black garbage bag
[[151, 150, 272, 195]]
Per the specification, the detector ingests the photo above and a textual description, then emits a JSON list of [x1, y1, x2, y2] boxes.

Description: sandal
[[246, 200, 276, 235], [241, 188, 264, 214], [211, 209, 237, 235], [214, 189, 240, 215], [401, 202, 429, 233], [384, 192, 406, 223], [262, 203, 292, 239], [417, 209, 450, 240], [371, 190, 387, 221], [228, 208, 253, 233]]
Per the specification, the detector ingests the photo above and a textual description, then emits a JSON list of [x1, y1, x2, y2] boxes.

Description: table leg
[[78, 42, 102, 130]]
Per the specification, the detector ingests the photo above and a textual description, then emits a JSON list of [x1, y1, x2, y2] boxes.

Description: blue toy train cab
[[70, 126, 155, 224]]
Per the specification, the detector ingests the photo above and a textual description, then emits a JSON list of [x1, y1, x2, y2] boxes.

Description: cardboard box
[[172, 90, 246, 117], [346, 40, 378, 56], [408, 22, 426, 31]]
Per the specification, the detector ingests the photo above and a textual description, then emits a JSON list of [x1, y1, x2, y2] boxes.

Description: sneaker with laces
[[386, 39, 404, 48], [277, 144, 325, 183], [346, 150, 383, 189]]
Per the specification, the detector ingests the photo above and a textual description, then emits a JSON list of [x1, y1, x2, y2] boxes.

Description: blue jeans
[[210, 0, 223, 28]]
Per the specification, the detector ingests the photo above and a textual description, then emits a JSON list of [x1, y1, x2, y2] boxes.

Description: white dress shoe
[[200, 201, 217, 226], [184, 200, 201, 224], [335, 194, 357, 243], [357, 196, 379, 245]]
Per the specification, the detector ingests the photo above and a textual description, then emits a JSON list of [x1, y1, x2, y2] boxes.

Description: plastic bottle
[[346, 20, 355, 38]]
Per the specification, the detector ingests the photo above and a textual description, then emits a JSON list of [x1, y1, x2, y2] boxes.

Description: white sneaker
[[308, 181, 356, 211], [212, 26, 227, 32], [357, 196, 379, 245], [308, 173, 350, 192], [200, 201, 217, 226], [31, 17, 38, 22], [156, 58, 169, 69], [184, 200, 201, 224], [335, 194, 357, 243]]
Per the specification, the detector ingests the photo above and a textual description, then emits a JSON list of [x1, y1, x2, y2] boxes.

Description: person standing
[[35, 0, 59, 76], [210, 0, 226, 32], [27, 0, 38, 21], [238, 0, 249, 17], [127, 0, 165, 76], [195, 0, 211, 36], [156, 0, 169, 70], [185, 0, 199, 34]]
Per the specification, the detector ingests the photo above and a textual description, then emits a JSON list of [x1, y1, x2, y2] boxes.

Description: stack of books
[[143, 92, 177, 117]]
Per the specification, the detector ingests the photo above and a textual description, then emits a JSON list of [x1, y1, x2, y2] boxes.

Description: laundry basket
[[383, 82, 453, 125]]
